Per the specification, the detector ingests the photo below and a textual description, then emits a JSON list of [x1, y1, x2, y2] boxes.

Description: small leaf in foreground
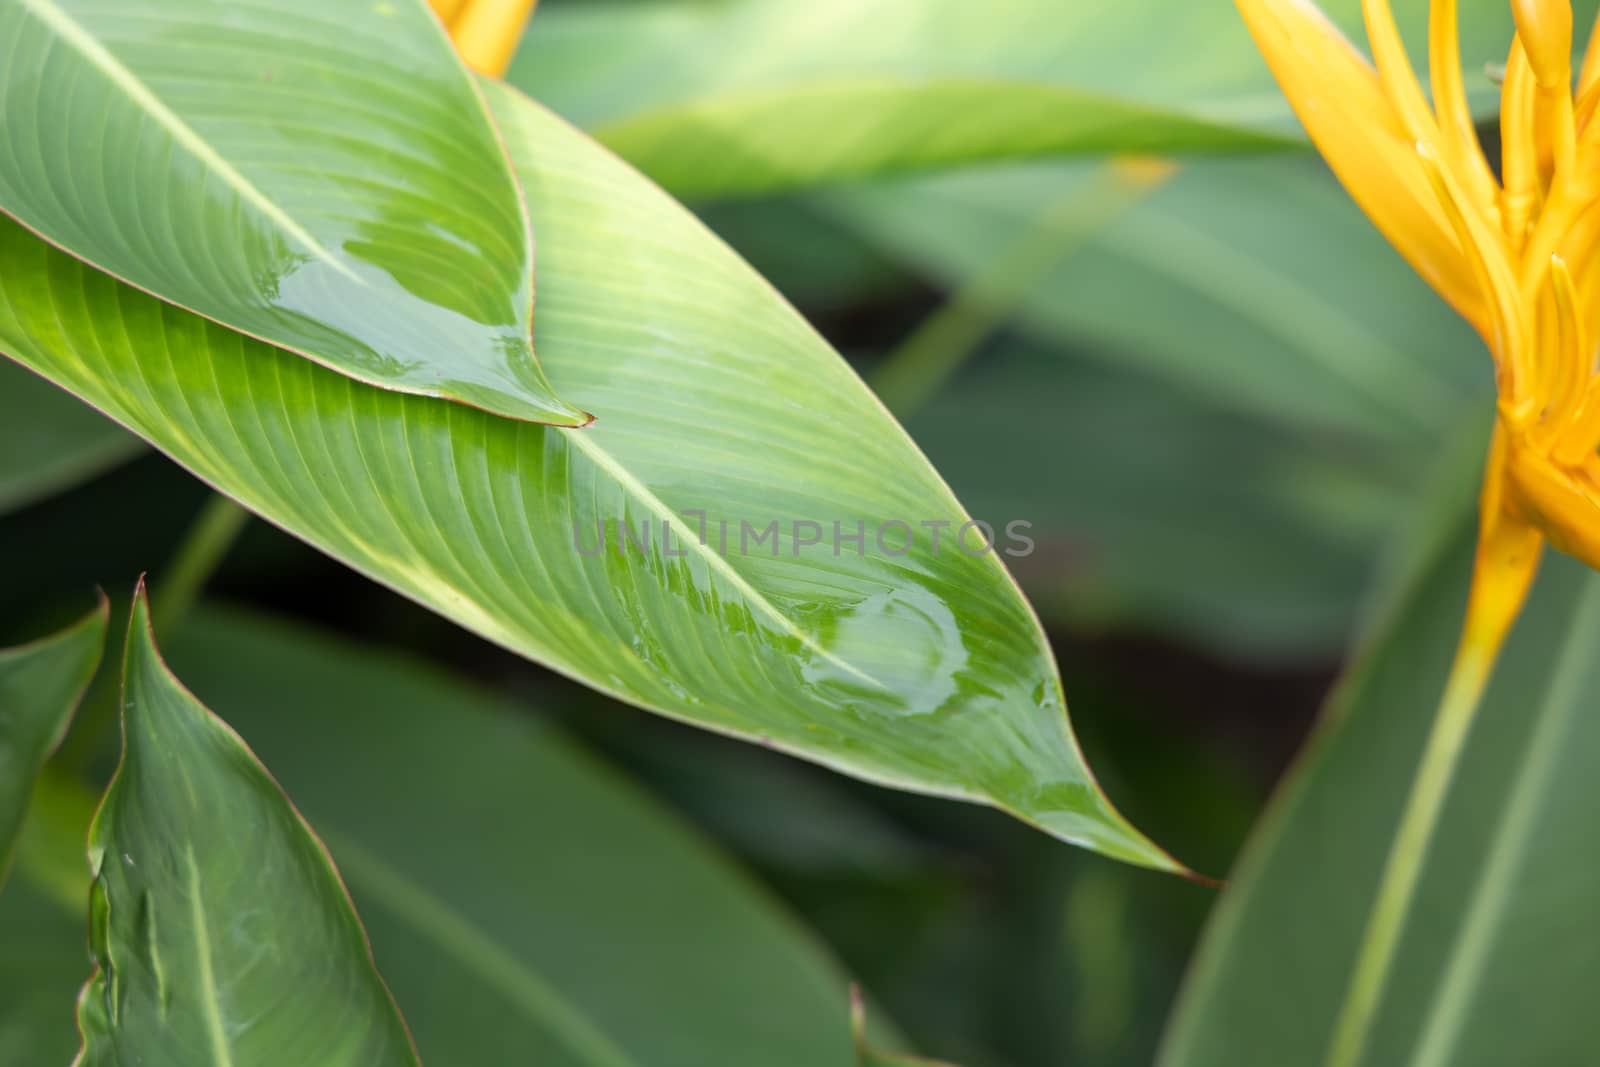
[[0, 595, 107, 883], [75, 585, 420, 1066]]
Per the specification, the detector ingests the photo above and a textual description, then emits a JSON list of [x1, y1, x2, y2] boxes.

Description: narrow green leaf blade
[[0, 82, 1176, 870], [0, 0, 586, 426], [508, 0, 1592, 197], [1159, 442, 1600, 1065], [0, 597, 107, 881], [75, 588, 420, 1066]]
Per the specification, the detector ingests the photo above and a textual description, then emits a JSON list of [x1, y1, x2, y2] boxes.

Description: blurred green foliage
[[11, 0, 1597, 1063]]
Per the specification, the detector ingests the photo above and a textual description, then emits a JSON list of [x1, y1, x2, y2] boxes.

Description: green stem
[[1326, 644, 1491, 1067], [1409, 585, 1600, 1067], [150, 494, 251, 634]]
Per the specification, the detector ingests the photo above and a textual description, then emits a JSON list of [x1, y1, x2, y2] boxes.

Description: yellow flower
[[429, 0, 537, 77], [1240, 3, 1600, 1061], [1241, 0, 1600, 663]]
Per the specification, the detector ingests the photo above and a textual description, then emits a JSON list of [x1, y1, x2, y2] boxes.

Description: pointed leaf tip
[[77, 586, 421, 1066]]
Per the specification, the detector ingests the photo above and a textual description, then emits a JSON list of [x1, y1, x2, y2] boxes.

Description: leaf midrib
[[184, 846, 237, 1067], [566, 429, 886, 691]]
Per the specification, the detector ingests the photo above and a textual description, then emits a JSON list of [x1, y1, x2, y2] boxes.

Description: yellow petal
[[428, 0, 469, 25], [449, 0, 537, 77], [1236, 0, 1489, 336], [1512, 0, 1574, 90], [1429, 0, 1500, 210], [1506, 436, 1600, 571]]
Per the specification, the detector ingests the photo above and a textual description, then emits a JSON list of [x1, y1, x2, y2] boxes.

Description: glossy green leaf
[[0, 360, 140, 516], [822, 156, 1486, 444], [0, 597, 106, 882], [0, 80, 1175, 872], [1160, 437, 1600, 1066], [508, 0, 1588, 198], [162, 604, 910, 1065], [76, 588, 420, 1065], [0, 0, 587, 426]]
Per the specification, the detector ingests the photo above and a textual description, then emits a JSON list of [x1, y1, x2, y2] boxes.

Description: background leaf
[[1159, 431, 1600, 1066], [820, 156, 1486, 442], [508, 0, 1593, 197], [0, 595, 105, 880], [0, 82, 1177, 870], [0, 0, 586, 425], [76, 589, 420, 1066], [897, 339, 1423, 660], [0, 877, 86, 1065], [0, 361, 139, 517]]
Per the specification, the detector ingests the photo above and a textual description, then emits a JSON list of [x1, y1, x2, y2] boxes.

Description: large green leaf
[[0, 361, 139, 516], [0, 597, 106, 882], [0, 0, 586, 426], [76, 588, 420, 1065], [0, 80, 1175, 871], [1159, 436, 1600, 1065], [508, 0, 1583, 198], [823, 155, 1486, 444]]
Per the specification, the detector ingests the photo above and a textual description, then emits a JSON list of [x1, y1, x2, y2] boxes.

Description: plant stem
[[1326, 490, 1541, 1067], [1408, 584, 1600, 1067], [1324, 639, 1491, 1067], [151, 493, 251, 635]]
